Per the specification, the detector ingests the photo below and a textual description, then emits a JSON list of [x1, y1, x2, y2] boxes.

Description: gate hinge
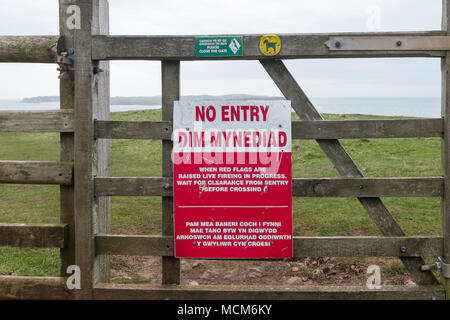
[[55, 48, 74, 80], [421, 257, 450, 278]]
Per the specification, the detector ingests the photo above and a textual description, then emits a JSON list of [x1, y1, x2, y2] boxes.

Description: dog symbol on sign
[[259, 34, 282, 56]]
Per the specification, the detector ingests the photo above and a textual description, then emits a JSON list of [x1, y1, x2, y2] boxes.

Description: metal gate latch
[[421, 257, 450, 278], [55, 48, 74, 80]]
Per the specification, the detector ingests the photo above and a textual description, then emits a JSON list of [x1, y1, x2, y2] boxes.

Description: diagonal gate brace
[[260, 59, 438, 285]]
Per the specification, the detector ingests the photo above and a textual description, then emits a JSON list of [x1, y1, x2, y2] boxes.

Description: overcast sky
[[0, 0, 444, 99]]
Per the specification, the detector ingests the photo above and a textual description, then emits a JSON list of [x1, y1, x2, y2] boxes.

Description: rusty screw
[[396, 41, 402, 47], [334, 41, 341, 48]]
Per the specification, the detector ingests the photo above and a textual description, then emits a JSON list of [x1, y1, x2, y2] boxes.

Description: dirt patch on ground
[[110, 256, 415, 286]]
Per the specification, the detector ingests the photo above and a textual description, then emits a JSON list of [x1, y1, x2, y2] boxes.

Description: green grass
[[0, 248, 60, 276], [0, 110, 443, 276], [381, 262, 409, 277]]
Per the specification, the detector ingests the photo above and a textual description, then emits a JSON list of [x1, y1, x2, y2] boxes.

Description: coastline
[[0, 97, 441, 118]]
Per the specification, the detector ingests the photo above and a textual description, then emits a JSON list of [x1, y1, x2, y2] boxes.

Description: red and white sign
[[173, 100, 292, 259]]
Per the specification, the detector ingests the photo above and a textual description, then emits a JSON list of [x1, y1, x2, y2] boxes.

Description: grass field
[[0, 109, 442, 277]]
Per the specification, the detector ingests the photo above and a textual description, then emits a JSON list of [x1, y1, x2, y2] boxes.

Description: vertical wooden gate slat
[[74, 0, 94, 298], [74, 0, 110, 298], [260, 59, 438, 285], [442, 0, 450, 299], [161, 60, 181, 284], [58, 0, 75, 275], [93, 0, 111, 284]]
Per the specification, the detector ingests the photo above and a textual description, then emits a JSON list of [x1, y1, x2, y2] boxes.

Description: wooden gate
[[1, 0, 450, 299]]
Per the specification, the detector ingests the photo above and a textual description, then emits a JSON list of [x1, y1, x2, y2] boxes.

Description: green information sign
[[196, 37, 243, 57]]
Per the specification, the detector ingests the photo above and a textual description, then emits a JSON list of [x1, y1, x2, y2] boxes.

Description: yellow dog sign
[[259, 34, 282, 56]]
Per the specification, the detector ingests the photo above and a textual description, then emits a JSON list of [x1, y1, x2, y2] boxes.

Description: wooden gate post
[[58, 0, 76, 276], [442, 0, 450, 299], [74, 0, 110, 298], [161, 60, 181, 284]]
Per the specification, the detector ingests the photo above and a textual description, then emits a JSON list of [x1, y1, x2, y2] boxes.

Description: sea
[[0, 97, 442, 118]]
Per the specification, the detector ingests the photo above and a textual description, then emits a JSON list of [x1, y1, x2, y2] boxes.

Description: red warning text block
[[173, 101, 292, 259]]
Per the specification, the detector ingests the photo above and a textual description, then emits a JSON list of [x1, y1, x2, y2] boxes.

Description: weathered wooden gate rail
[[0, 275, 444, 300], [1, 32, 450, 64], [95, 118, 444, 140], [0, 36, 59, 63], [94, 177, 444, 198], [91, 283, 445, 300], [0, 110, 74, 132], [0, 223, 67, 248], [0, 160, 73, 185], [1, 0, 450, 300], [91, 32, 448, 60], [95, 234, 443, 258]]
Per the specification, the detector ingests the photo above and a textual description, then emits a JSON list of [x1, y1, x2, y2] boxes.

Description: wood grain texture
[[94, 176, 442, 198], [96, 234, 173, 256], [92, 31, 446, 61], [0, 36, 58, 63], [2, 276, 440, 300], [92, 0, 111, 286], [73, 0, 110, 298], [0, 277, 442, 300], [0, 276, 74, 300], [0, 161, 73, 185], [326, 36, 450, 51], [95, 120, 172, 139], [95, 234, 443, 258], [293, 236, 443, 258], [260, 59, 438, 285], [58, 0, 76, 277], [0, 223, 67, 248], [0, 110, 74, 132], [94, 119, 442, 140], [441, 0, 450, 299], [161, 60, 180, 285], [73, 0, 92, 297], [93, 283, 444, 300], [292, 119, 443, 139], [95, 177, 172, 196], [293, 177, 443, 197]]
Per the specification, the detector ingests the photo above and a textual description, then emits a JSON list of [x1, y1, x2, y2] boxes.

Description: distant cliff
[[21, 96, 59, 103], [22, 94, 282, 105]]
